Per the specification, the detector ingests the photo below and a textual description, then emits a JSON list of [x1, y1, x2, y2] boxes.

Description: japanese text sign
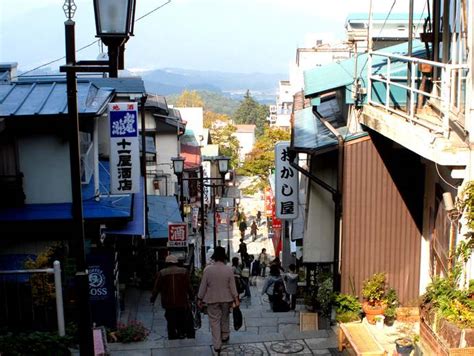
[[168, 223, 188, 247], [109, 102, 140, 194], [275, 141, 298, 219], [264, 187, 274, 217]]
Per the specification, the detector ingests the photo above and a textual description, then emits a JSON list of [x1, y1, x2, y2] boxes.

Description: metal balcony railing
[[367, 51, 469, 138]]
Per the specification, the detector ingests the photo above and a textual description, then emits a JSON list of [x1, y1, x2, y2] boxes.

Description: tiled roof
[[235, 124, 256, 133]]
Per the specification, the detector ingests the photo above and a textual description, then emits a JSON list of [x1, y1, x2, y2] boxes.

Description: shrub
[[115, 320, 149, 343], [0, 330, 74, 355], [361, 273, 386, 306]]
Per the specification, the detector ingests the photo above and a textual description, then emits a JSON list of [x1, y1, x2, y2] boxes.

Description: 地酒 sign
[[168, 223, 188, 247], [264, 186, 274, 217], [275, 141, 298, 219], [109, 102, 140, 194]]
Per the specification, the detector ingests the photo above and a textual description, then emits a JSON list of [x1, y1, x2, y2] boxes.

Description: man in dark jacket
[[150, 255, 194, 339], [237, 238, 249, 267]]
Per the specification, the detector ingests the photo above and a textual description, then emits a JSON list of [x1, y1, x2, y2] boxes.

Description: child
[[284, 264, 298, 310]]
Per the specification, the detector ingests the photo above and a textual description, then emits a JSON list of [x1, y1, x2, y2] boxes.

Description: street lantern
[[171, 157, 185, 175], [93, 0, 136, 77], [217, 156, 230, 175]]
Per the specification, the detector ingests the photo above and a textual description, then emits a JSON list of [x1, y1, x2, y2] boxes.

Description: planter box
[[421, 316, 474, 355], [396, 307, 420, 322]]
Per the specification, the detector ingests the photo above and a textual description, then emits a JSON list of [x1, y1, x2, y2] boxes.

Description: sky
[[0, 0, 426, 75]]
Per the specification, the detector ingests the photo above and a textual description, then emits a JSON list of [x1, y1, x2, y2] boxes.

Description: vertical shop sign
[[109, 102, 140, 194], [275, 141, 298, 219]]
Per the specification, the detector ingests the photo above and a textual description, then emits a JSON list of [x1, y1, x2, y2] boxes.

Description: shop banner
[[168, 222, 188, 247], [109, 102, 140, 194], [274, 141, 298, 219]]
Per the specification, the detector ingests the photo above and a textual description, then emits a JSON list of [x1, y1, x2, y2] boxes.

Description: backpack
[[272, 278, 285, 297]]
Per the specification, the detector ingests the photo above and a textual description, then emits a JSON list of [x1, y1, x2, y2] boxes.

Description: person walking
[[150, 255, 194, 340], [197, 246, 240, 355], [258, 248, 270, 277], [250, 255, 260, 286], [238, 217, 247, 239], [284, 264, 298, 310], [250, 221, 259, 241], [256, 210, 262, 225], [237, 238, 249, 267]]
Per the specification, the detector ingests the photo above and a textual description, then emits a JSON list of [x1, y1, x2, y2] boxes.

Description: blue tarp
[[148, 196, 182, 239]]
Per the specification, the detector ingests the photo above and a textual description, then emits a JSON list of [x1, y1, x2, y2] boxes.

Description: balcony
[[360, 50, 470, 166]]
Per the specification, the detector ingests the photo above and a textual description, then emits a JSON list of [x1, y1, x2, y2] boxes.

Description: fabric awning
[[148, 195, 183, 239]]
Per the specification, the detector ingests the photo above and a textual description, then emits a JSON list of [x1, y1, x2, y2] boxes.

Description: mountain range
[[133, 68, 285, 103]]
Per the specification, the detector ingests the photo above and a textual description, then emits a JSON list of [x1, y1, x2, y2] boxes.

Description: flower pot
[[375, 315, 385, 329], [395, 337, 414, 355], [362, 302, 385, 325], [384, 315, 395, 326]]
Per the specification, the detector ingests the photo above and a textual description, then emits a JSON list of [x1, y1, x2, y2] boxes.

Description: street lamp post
[[93, 0, 136, 77], [172, 156, 230, 268]]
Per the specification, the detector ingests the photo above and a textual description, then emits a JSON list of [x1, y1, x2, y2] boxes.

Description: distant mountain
[[134, 68, 284, 103]]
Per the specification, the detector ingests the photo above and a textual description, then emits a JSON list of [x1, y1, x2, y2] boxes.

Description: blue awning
[[106, 179, 145, 237], [148, 196, 183, 239], [0, 254, 36, 282]]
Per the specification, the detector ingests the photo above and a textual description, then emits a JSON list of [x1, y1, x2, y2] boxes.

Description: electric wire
[[435, 162, 459, 191], [13, 0, 172, 79]]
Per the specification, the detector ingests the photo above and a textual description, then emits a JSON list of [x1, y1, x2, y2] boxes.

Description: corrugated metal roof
[[146, 94, 168, 114], [0, 81, 114, 117], [89, 77, 146, 95], [346, 13, 423, 21], [304, 40, 427, 97]]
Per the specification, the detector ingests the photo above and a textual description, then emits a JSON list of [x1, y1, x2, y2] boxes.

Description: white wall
[[175, 107, 204, 144], [234, 132, 255, 161], [18, 134, 72, 204], [303, 158, 336, 263], [153, 133, 179, 196]]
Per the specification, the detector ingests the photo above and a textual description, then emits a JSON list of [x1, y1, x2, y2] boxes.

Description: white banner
[[202, 160, 211, 205], [109, 102, 140, 194], [275, 141, 298, 219]]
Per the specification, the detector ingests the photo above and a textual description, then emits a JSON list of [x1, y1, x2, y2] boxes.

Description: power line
[[16, 0, 172, 78]]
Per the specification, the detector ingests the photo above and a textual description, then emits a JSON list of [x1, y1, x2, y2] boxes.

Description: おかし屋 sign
[[168, 223, 188, 247], [109, 102, 140, 194], [274, 141, 298, 219]]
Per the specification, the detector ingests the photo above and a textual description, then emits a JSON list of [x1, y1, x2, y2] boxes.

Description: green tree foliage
[[175, 90, 204, 107], [238, 127, 290, 191], [233, 90, 269, 137], [210, 124, 240, 169], [167, 90, 240, 116]]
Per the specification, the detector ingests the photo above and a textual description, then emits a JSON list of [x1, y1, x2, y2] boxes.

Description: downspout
[[314, 107, 344, 293], [140, 95, 149, 237], [288, 107, 344, 292], [93, 116, 100, 201]]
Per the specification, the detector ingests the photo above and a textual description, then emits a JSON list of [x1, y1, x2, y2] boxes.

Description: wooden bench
[[338, 322, 386, 355]]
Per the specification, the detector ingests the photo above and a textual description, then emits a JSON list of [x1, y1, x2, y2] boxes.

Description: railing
[[81, 141, 94, 184], [0, 260, 65, 335], [367, 51, 469, 138]]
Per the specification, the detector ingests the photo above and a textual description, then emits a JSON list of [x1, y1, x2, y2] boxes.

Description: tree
[[175, 90, 204, 107], [203, 111, 230, 129], [238, 126, 291, 192], [210, 124, 240, 169], [233, 90, 269, 137]]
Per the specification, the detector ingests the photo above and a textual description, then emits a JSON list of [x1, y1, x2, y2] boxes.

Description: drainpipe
[[314, 108, 344, 293], [93, 117, 99, 201], [288, 108, 344, 293], [140, 95, 149, 237]]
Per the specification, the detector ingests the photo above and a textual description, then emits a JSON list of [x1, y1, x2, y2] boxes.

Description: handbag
[[233, 306, 243, 331]]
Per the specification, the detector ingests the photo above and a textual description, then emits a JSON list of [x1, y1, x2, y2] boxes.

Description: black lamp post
[[93, 0, 136, 77], [171, 156, 185, 218], [217, 156, 230, 195], [61, 1, 93, 354]]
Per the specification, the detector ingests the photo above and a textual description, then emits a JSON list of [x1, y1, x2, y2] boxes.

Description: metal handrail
[[367, 50, 469, 138]]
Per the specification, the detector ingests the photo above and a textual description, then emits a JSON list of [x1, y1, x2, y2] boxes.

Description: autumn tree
[[203, 111, 230, 129], [238, 126, 291, 192], [175, 90, 204, 107], [233, 90, 269, 137], [210, 124, 240, 169]]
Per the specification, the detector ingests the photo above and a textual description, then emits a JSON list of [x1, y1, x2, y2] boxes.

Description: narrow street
[[112, 278, 338, 356]]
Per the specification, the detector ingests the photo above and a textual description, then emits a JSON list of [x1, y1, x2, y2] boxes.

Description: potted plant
[[316, 275, 333, 329], [333, 293, 362, 323], [374, 315, 385, 329], [384, 287, 398, 326], [395, 337, 414, 355], [361, 272, 386, 324]]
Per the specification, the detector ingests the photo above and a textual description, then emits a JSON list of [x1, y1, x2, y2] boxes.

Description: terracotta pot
[[362, 302, 385, 325]]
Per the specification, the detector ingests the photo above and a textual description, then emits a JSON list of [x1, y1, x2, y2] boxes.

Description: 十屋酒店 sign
[[109, 102, 140, 194]]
